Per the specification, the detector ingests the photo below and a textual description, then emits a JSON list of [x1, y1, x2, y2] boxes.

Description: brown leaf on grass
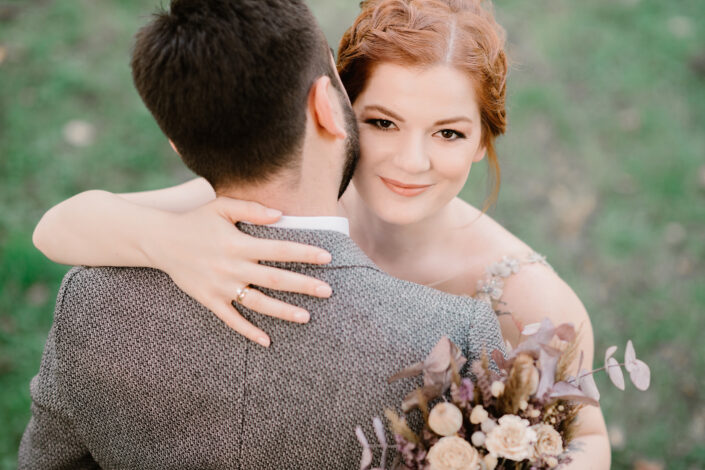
[[62, 120, 96, 147], [633, 458, 665, 470], [690, 52, 705, 79], [0, 45, 6, 65]]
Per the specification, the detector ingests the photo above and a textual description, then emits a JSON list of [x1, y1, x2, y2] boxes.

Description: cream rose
[[426, 436, 481, 470], [484, 415, 537, 461], [531, 424, 564, 458]]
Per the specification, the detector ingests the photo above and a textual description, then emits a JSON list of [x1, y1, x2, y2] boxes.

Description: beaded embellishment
[[474, 252, 553, 316]]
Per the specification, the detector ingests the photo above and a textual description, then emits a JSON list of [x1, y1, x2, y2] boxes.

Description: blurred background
[[0, 0, 703, 468]]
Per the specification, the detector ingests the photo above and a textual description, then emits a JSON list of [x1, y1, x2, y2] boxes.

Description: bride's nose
[[392, 133, 431, 174]]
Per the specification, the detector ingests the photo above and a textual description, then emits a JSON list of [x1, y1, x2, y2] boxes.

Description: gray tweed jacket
[[19, 224, 506, 469]]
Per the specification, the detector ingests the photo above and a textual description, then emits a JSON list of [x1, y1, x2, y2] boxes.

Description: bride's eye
[[435, 129, 466, 141], [365, 118, 397, 131]]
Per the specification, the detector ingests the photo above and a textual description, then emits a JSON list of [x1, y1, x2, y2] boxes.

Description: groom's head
[[131, 0, 358, 197]]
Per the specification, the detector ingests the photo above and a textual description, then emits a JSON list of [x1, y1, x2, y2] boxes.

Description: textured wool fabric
[[19, 225, 506, 469]]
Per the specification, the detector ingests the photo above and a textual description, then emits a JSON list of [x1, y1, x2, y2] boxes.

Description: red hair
[[337, 0, 508, 209]]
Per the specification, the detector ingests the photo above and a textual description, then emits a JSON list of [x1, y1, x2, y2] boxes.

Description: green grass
[[1, 0, 704, 468]]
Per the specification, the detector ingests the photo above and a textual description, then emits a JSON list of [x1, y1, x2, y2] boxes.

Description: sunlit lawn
[[1, 0, 703, 468]]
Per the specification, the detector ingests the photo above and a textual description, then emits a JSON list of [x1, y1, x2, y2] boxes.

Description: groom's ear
[[310, 76, 346, 140], [168, 139, 181, 156]]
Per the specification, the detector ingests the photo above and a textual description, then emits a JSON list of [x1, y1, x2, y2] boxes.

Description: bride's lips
[[380, 177, 432, 197]]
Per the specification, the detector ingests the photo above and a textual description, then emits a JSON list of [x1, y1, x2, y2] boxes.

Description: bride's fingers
[[210, 301, 271, 348], [247, 265, 332, 298], [214, 197, 283, 225], [236, 288, 310, 324], [248, 238, 332, 265]]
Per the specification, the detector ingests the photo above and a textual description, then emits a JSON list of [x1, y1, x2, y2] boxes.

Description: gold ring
[[235, 285, 251, 304]]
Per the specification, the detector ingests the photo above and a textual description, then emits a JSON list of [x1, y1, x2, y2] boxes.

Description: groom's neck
[[217, 173, 339, 218]]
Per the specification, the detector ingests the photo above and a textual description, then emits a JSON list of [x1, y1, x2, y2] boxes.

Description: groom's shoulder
[[53, 265, 193, 324], [58, 265, 176, 297], [354, 265, 493, 319]]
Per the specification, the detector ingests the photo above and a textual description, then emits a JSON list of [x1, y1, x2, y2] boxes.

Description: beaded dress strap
[[474, 251, 553, 316]]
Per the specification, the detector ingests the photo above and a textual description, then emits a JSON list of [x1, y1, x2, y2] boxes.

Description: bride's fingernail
[[316, 285, 332, 297], [317, 252, 332, 263], [266, 208, 282, 217], [258, 335, 271, 347], [294, 310, 310, 322]]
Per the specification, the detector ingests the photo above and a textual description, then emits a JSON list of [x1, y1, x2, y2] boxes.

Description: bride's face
[[351, 62, 486, 225]]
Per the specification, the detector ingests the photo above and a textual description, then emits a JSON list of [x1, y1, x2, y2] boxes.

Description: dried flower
[[485, 415, 537, 461], [481, 418, 497, 434], [429, 403, 463, 437], [471, 431, 486, 447], [531, 424, 564, 459], [470, 405, 488, 425], [484, 453, 498, 470], [426, 436, 481, 470], [491, 381, 505, 397]]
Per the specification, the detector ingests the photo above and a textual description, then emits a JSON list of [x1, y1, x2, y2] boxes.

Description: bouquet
[[356, 319, 650, 470]]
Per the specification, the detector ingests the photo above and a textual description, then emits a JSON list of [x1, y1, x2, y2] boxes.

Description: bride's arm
[[33, 178, 217, 267], [33, 178, 335, 347], [501, 265, 611, 469]]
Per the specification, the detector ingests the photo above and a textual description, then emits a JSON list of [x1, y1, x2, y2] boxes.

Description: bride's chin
[[369, 200, 435, 227]]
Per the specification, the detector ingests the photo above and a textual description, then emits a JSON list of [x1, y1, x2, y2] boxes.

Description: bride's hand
[[145, 197, 333, 347]]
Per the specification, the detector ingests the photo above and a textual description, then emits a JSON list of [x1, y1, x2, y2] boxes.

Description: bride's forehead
[[356, 63, 481, 119]]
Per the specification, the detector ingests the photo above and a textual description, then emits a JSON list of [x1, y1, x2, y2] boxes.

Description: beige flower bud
[[428, 402, 464, 437], [484, 453, 498, 470], [546, 456, 559, 468], [470, 405, 489, 424], [528, 408, 541, 418], [491, 381, 505, 397], [426, 436, 481, 470], [519, 399, 528, 411], [471, 431, 486, 447], [481, 418, 497, 434]]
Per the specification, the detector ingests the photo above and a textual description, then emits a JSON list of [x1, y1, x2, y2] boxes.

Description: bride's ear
[[310, 76, 346, 140], [472, 145, 487, 163]]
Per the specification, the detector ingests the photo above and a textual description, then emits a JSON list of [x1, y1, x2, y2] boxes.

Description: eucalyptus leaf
[[549, 381, 600, 406], [373, 417, 387, 470], [625, 340, 637, 372], [606, 357, 625, 390], [555, 323, 576, 342], [356, 426, 373, 470], [628, 359, 651, 391], [578, 368, 601, 402], [535, 345, 560, 398]]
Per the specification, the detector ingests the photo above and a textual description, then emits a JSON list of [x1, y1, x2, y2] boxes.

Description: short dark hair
[[131, 0, 337, 189]]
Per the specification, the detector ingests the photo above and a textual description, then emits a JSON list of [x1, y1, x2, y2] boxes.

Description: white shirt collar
[[267, 216, 350, 235]]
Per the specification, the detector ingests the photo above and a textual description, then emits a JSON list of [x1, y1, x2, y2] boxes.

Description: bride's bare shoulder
[[453, 199, 594, 350]]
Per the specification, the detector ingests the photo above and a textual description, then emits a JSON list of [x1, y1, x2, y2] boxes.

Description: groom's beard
[[337, 99, 360, 199]]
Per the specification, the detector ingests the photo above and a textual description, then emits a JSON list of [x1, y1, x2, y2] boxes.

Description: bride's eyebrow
[[362, 105, 405, 123], [434, 117, 473, 126]]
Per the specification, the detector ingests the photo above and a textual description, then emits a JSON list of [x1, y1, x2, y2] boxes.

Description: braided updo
[[337, 0, 508, 208]]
